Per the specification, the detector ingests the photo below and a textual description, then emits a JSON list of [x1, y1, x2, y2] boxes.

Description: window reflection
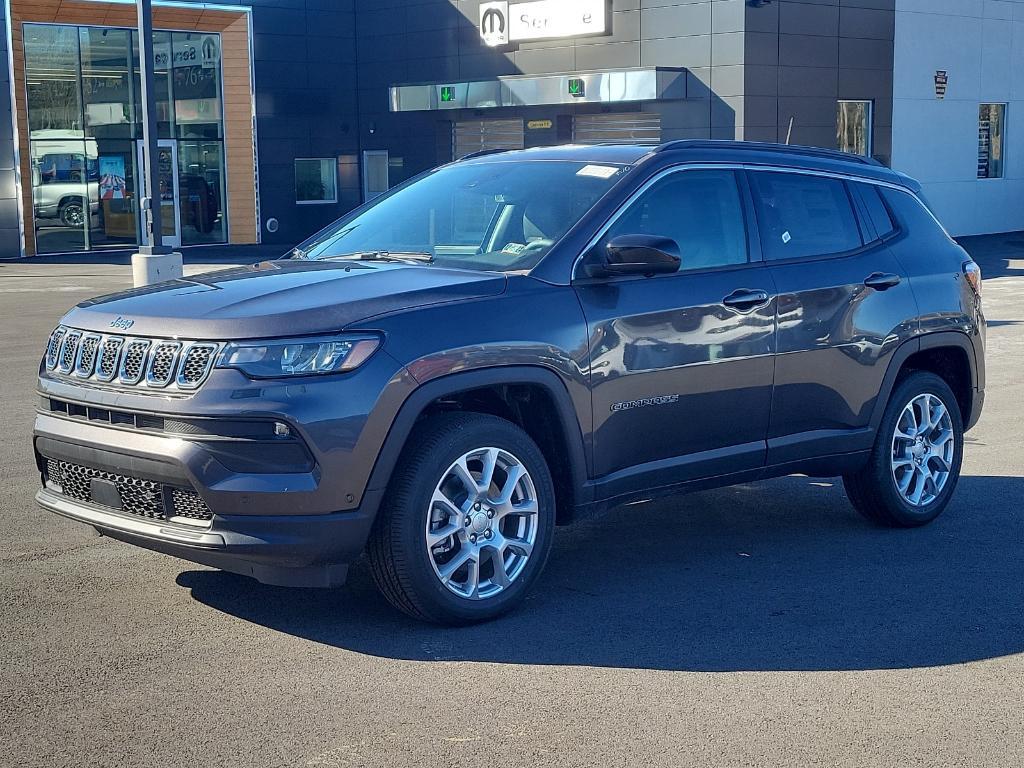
[[25, 22, 228, 252]]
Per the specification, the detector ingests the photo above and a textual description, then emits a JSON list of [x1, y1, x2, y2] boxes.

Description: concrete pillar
[[131, 251, 183, 287]]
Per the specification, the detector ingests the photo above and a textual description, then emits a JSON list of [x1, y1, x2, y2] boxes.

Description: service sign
[[480, 0, 607, 47]]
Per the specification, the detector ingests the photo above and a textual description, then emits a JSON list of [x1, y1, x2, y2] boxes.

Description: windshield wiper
[[326, 250, 434, 264]]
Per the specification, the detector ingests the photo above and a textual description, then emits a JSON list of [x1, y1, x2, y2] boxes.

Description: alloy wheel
[[890, 392, 956, 507], [425, 447, 539, 600]]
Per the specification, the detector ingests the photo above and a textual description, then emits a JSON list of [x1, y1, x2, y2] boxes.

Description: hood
[[61, 260, 507, 339]]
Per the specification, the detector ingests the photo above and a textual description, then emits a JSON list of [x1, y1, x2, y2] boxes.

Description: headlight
[[216, 334, 381, 379]]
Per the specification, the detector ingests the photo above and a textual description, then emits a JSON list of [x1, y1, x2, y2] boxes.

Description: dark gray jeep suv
[[34, 141, 985, 624]]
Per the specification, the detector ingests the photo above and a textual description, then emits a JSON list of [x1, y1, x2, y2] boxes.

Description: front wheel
[[843, 371, 964, 527], [368, 412, 556, 624]]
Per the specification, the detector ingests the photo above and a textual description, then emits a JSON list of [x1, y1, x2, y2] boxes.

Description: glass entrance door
[[136, 139, 181, 248]]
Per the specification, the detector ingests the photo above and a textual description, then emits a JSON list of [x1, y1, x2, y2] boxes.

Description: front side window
[[297, 160, 626, 272], [978, 103, 1006, 179], [295, 159, 338, 204], [750, 171, 863, 260], [837, 100, 873, 157], [602, 169, 748, 271]]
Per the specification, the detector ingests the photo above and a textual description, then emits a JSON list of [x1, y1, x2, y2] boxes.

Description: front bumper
[[36, 485, 381, 587], [32, 349, 418, 586]]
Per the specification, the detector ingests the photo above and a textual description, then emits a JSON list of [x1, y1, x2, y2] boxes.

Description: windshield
[[295, 160, 628, 272]]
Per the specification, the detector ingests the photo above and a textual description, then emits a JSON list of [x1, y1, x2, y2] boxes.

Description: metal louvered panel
[[572, 112, 662, 146], [453, 119, 525, 159]]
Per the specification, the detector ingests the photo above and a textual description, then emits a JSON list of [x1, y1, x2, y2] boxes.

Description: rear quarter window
[[879, 186, 955, 252], [750, 171, 863, 260], [854, 183, 896, 240]]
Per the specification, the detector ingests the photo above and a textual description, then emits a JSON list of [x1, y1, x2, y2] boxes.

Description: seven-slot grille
[[45, 458, 214, 523], [44, 326, 219, 391]]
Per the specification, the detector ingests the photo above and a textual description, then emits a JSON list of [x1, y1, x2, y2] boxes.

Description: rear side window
[[749, 171, 863, 260], [605, 169, 748, 271], [855, 183, 896, 240]]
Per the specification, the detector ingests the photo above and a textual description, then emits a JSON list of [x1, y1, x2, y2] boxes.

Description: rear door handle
[[863, 272, 902, 291], [722, 288, 771, 310]]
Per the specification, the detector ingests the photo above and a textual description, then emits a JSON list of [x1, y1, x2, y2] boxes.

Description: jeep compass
[[34, 141, 986, 624]]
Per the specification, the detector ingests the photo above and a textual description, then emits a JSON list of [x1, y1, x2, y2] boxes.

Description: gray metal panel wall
[[743, 0, 895, 164]]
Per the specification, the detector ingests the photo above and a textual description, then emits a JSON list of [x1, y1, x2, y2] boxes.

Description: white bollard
[[131, 251, 183, 288]]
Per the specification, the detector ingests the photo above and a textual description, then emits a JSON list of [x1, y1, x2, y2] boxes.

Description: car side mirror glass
[[584, 234, 681, 278]]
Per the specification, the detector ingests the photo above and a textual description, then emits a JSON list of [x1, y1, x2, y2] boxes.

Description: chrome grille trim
[[44, 326, 221, 393], [95, 336, 125, 382], [45, 327, 67, 370], [118, 339, 151, 384], [177, 343, 218, 389], [73, 334, 102, 378], [145, 341, 181, 388], [57, 330, 82, 374]]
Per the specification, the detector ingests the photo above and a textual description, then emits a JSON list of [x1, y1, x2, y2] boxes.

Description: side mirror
[[585, 234, 681, 278]]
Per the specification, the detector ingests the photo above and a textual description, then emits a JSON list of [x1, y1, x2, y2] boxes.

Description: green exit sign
[[568, 78, 585, 98], [440, 86, 456, 103]]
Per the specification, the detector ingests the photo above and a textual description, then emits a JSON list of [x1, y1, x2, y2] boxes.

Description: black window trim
[[849, 180, 903, 246], [571, 161, 927, 281], [571, 162, 763, 284], [744, 168, 883, 268]]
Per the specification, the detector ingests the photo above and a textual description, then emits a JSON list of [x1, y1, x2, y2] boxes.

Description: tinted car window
[[605, 169, 748, 271], [855, 182, 896, 240], [750, 171, 862, 260]]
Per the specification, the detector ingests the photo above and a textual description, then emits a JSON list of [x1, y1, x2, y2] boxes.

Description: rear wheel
[[59, 198, 85, 228], [843, 371, 964, 527], [368, 412, 555, 624]]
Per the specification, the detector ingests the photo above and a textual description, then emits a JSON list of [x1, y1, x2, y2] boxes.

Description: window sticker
[[781, 230, 792, 244], [502, 242, 527, 255], [577, 164, 620, 179]]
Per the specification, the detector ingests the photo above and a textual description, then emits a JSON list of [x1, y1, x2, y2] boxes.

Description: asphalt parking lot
[[1, 243, 1022, 768]]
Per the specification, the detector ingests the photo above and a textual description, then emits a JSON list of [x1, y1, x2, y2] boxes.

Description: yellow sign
[[527, 119, 553, 130]]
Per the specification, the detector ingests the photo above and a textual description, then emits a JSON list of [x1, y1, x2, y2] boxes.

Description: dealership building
[[0, 0, 1022, 257]]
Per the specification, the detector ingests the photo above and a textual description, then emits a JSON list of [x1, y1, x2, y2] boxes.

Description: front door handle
[[864, 272, 902, 291], [722, 288, 771, 310]]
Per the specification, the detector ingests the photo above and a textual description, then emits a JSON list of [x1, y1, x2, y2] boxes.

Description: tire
[[368, 412, 556, 625], [843, 371, 964, 527], [59, 199, 85, 228]]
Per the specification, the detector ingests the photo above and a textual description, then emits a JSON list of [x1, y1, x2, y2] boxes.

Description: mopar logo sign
[[480, 1, 509, 47], [480, 0, 607, 46]]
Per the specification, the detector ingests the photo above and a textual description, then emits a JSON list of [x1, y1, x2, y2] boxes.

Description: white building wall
[[891, 0, 1024, 235]]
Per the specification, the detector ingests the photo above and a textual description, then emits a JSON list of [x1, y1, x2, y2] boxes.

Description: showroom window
[[295, 159, 338, 204], [978, 104, 1006, 179], [837, 100, 873, 157], [24, 23, 227, 253]]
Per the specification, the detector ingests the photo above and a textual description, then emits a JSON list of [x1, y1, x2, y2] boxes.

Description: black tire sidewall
[[385, 414, 556, 624], [871, 372, 965, 525]]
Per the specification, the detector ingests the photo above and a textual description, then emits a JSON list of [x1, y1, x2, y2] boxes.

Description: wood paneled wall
[[10, 0, 258, 254]]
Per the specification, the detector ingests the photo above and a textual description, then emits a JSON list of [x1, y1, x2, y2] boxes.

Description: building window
[[24, 23, 227, 253], [837, 100, 873, 157], [978, 104, 1006, 179], [295, 159, 337, 204]]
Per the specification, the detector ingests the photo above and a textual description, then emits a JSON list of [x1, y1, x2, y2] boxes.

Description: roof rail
[[654, 139, 882, 166], [458, 148, 512, 160]]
